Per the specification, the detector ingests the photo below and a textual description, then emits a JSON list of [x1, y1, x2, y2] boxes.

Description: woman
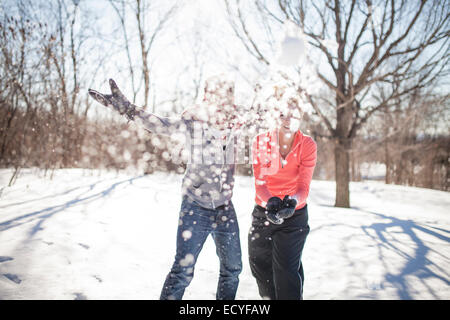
[[249, 97, 317, 300]]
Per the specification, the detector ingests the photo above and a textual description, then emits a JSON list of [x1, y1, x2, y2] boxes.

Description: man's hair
[[204, 74, 235, 96]]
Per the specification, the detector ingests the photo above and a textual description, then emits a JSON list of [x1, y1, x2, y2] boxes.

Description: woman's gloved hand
[[265, 196, 284, 225], [277, 195, 297, 219]]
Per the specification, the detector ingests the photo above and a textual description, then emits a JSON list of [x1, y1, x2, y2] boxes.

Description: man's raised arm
[[88, 79, 187, 137]]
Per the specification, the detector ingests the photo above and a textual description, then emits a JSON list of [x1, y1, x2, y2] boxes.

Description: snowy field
[[0, 168, 449, 300]]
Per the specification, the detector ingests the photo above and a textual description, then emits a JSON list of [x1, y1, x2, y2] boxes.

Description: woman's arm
[[255, 182, 273, 207], [252, 136, 274, 207], [292, 137, 317, 204]]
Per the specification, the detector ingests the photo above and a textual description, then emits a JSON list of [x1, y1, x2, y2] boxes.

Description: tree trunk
[[334, 63, 352, 208], [334, 140, 350, 208], [136, 0, 150, 110], [384, 137, 391, 184]]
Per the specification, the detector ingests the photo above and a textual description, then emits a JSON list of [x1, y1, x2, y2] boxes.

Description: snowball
[[277, 36, 306, 66], [107, 145, 116, 156], [142, 152, 151, 161], [182, 230, 192, 241], [275, 20, 307, 67], [289, 118, 300, 131], [120, 130, 131, 138], [179, 253, 195, 267], [123, 150, 131, 161]]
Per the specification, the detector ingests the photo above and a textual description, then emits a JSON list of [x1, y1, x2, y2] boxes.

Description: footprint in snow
[[3, 273, 21, 284], [78, 243, 90, 250], [74, 292, 87, 300], [0, 256, 13, 263]]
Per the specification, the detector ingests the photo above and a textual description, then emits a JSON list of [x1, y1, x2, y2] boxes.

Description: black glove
[[88, 79, 137, 121], [265, 196, 283, 225], [277, 195, 297, 219]]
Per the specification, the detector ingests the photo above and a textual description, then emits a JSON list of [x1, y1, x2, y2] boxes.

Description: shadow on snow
[[0, 175, 145, 237], [358, 209, 450, 299]]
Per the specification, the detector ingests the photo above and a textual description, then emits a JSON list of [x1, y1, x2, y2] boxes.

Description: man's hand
[[265, 196, 284, 225], [181, 107, 199, 121], [88, 79, 136, 121], [277, 195, 297, 219]]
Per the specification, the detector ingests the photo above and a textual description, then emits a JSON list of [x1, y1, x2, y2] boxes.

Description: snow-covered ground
[[0, 168, 449, 300]]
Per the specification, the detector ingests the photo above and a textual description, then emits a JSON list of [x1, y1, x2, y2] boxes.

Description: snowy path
[[0, 169, 449, 300]]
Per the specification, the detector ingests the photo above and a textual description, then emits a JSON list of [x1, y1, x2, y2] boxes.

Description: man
[[88, 76, 243, 300]]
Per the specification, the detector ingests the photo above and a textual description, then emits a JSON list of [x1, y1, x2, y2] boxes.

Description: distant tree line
[[0, 0, 448, 194]]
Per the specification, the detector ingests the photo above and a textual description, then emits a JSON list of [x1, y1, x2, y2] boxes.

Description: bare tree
[[0, 0, 113, 177], [225, 0, 449, 207], [109, 0, 180, 111], [379, 90, 449, 190], [0, 0, 47, 182]]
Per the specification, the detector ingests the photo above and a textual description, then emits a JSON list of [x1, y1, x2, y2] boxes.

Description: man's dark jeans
[[248, 204, 310, 300], [160, 196, 242, 300]]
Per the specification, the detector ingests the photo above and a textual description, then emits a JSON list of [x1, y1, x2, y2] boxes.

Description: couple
[[88, 77, 317, 300]]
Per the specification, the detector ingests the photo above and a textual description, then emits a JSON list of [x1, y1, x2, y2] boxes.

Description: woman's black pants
[[248, 204, 310, 300]]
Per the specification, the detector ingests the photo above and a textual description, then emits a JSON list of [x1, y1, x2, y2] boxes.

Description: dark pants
[[248, 204, 310, 300], [160, 197, 242, 300]]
